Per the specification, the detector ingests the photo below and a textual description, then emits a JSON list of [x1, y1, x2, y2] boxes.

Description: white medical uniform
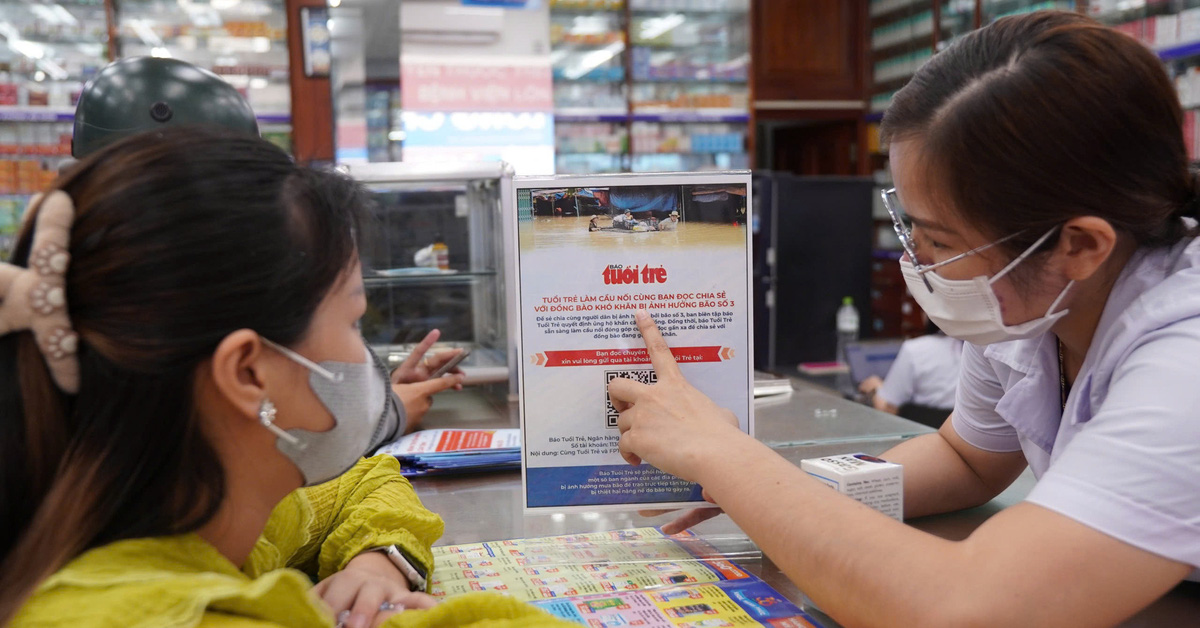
[[953, 235, 1200, 580], [876, 334, 963, 409]]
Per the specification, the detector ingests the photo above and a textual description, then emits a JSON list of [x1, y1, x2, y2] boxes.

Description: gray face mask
[[259, 338, 402, 486]]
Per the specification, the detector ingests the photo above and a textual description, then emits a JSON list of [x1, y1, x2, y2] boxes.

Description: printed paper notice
[[513, 173, 753, 510]]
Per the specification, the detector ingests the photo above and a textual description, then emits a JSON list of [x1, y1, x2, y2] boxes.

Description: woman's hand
[[390, 329, 465, 385], [858, 375, 883, 396], [640, 488, 724, 534], [389, 330, 466, 431], [609, 310, 747, 484], [368, 592, 438, 628], [313, 552, 437, 628]]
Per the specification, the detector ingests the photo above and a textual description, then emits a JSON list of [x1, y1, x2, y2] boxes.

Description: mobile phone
[[430, 348, 471, 378]]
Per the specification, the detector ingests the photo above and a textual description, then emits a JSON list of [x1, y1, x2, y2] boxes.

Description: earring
[[259, 398, 306, 450], [258, 398, 277, 427]]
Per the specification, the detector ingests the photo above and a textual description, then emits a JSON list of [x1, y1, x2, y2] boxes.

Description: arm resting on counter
[[879, 415, 1027, 519], [699, 432, 1190, 628]]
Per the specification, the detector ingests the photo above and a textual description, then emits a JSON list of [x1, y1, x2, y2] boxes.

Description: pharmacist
[[610, 12, 1199, 627], [71, 56, 464, 430]]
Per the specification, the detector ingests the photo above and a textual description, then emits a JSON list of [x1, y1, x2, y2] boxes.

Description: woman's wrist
[[690, 427, 762, 487], [348, 550, 412, 589]]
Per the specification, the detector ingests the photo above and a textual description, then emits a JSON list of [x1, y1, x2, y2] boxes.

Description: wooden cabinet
[[752, 0, 867, 103]]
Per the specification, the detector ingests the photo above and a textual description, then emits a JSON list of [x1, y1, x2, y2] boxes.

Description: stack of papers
[[374, 428, 521, 477], [430, 527, 825, 627], [753, 372, 793, 397]]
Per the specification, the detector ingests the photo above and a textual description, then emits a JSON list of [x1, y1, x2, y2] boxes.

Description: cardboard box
[[801, 453, 903, 521]]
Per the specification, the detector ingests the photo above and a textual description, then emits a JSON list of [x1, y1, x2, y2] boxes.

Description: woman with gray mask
[[0, 128, 573, 628]]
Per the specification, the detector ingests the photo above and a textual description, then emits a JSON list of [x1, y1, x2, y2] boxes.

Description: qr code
[[605, 369, 657, 428]]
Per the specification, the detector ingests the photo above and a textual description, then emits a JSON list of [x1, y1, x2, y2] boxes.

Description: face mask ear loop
[[988, 226, 1061, 285], [260, 337, 345, 382], [259, 398, 307, 450], [1043, 280, 1075, 317]]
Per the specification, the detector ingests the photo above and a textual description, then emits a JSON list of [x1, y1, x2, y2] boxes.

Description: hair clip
[[0, 191, 80, 393]]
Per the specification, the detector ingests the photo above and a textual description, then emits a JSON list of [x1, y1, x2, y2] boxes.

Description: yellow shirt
[[14, 455, 573, 628]]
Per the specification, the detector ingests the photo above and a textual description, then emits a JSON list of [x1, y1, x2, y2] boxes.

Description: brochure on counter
[[375, 429, 521, 477], [429, 527, 824, 628], [513, 173, 754, 511]]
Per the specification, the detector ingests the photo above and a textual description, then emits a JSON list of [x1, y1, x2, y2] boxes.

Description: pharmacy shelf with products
[[0, 0, 111, 258], [548, 0, 750, 174], [1087, 1, 1200, 160], [550, 0, 628, 174], [115, 0, 293, 152], [628, 0, 749, 172]]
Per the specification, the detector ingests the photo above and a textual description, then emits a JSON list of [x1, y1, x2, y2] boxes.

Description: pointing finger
[[635, 310, 683, 382], [398, 330, 441, 374], [608, 377, 649, 413], [618, 431, 642, 466]]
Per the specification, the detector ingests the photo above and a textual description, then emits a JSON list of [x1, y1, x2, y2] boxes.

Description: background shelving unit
[[1086, 1, 1200, 159], [0, 0, 298, 259], [550, 0, 629, 174], [115, 0, 293, 152], [0, 0, 111, 257], [549, 0, 750, 174]]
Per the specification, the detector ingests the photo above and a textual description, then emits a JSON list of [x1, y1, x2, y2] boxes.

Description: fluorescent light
[[9, 39, 46, 60], [35, 58, 69, 81], [131, 19, 165, 47], [563, 41, 623, 80], [638, 13, 684, 40]]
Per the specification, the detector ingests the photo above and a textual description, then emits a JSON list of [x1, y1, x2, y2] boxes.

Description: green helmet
[[72, 57, 259, 158]]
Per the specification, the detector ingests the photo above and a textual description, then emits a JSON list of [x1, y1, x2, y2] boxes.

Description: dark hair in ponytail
[[0, 127, 367, 621], [881, 11, 1198, 257]]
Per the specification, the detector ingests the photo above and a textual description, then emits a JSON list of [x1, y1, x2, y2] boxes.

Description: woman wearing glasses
[[609, 11, 1199, 627]]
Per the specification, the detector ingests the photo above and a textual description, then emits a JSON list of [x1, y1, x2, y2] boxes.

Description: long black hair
[[0, 127, 368, 620]]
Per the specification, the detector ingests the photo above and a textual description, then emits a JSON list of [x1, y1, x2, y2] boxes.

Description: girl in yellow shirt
[[0, 128, 571, 628]]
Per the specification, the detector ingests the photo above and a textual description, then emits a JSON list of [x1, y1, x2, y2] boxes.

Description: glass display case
[[344, 161, 516, 394]]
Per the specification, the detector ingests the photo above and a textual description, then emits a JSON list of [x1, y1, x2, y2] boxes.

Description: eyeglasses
[[881, 187, 1022, 292]]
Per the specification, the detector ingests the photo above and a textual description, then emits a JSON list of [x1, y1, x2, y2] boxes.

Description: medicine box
[[801, 453, 903, 521]]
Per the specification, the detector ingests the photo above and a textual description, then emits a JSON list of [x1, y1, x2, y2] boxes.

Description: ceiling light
[[639, 13, 684, 40]]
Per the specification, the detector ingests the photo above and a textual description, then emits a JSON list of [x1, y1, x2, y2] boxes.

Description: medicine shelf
[[1158, 39, 1200, 62], [631, 110, 750, 123], [364, 270, 498, 288]]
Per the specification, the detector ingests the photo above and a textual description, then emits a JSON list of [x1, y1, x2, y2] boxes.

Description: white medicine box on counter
[[801, 453, 903, 521]]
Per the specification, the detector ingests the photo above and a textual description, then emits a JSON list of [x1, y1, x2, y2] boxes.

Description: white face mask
[[900, 227, 1074, 346]]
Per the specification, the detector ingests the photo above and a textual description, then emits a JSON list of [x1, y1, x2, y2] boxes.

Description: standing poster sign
[[513, 172, 754, 510]]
